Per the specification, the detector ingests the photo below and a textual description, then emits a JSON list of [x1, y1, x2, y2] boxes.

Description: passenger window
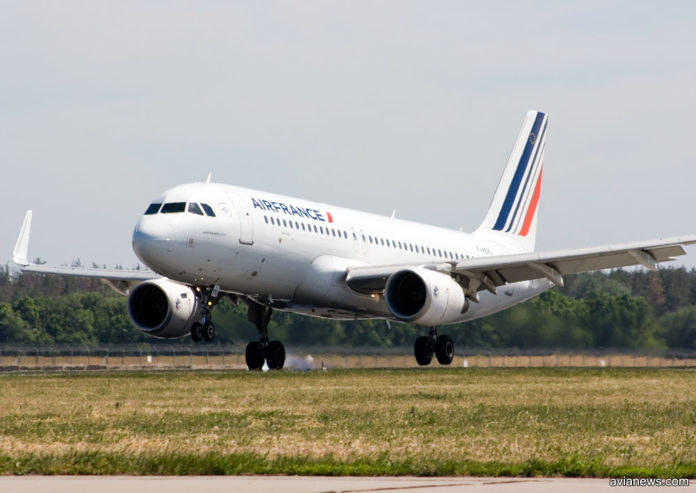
[[270, 217, 275, 225], [161, 202, 186, 213], [188, 203, 204, 216], [289, 221, 293, 229], [264, 216, 268, 224], [283, 219, 287, 227], [200, 204, 216, 217], [302, 223, 306, 231], [295, 221, 299, 229], [314, 225, 319, 233], [144, 203, 162, 215], [332, 229, 336, 237]]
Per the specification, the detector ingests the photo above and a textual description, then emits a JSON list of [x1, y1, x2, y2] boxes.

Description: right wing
[[346, 235, 696, 299], [13, 210, 157, 295]]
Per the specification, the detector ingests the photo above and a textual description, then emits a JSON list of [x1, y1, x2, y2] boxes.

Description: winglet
[[12, 210, 32, 266]]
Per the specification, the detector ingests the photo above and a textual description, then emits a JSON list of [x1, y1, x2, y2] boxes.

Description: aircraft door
[[227, 192, 254, 246], [350, 228, 359, 253], [359, 229, 368, 254]]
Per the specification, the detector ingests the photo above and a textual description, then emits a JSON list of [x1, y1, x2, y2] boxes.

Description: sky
[[1, 1, 695, 269]]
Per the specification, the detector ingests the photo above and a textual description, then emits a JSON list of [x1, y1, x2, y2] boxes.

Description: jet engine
[[384, 267, 468, 326], [127, 278, 200, 338]]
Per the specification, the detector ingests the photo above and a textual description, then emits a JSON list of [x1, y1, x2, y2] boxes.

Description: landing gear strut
[[190, 286, 219, 343], [414, 328, 454, 366], [246, 301, 285, 370]]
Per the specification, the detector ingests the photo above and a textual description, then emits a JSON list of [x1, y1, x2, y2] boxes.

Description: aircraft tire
[[203, 322, 215, 342], [266, 340, 286, 370], [246, 341, 265, 370], [435, 335, 454, 365], [191, 322, 203, 342], [414, 336, 433, 366]]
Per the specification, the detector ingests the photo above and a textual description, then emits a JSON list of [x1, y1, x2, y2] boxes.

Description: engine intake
[[385, 267, 468, 326], [128, 278, 199, 338]]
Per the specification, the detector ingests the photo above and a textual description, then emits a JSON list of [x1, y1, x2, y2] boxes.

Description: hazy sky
[[1, 1, 695, 269]]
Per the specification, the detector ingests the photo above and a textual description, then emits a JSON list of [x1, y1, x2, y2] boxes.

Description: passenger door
[[227, 192, 254, 246]]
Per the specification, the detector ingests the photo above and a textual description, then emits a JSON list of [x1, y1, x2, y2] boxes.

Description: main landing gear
[[414, 328, 454, 366], [246, 301, 285, 370], [190, 286, 219, 343]]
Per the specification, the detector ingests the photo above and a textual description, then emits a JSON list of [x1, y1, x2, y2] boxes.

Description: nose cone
[[132, 216, 177, 271]]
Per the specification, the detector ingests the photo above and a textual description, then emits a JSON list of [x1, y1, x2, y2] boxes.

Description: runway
[[1, 476, 691, 493]]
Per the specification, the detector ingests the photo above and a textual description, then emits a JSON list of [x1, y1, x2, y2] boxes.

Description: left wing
[[346, 236, 696, 300], [13, 210, 157, 295]]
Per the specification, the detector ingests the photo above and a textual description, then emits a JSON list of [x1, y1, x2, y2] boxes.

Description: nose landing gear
[[190, 285, 219, 343]]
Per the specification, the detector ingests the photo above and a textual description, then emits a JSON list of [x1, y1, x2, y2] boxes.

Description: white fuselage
[[132, 182, 551, 325]]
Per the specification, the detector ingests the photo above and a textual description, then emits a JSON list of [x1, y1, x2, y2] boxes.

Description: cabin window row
[[263, 215, 472, 261], [361, 233, 470, 260], [264, 215, 349, 239]]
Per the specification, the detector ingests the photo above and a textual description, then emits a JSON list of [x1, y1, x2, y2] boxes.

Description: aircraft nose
[[132, 217, 177, 267]]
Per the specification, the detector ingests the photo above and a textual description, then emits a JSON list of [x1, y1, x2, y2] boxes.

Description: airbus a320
[[13, 111, 696, 369]]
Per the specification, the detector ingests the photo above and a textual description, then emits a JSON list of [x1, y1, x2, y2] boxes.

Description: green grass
[[0, 368, 695, 476]]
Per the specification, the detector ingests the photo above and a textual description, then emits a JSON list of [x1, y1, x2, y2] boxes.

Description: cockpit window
[[188, 203, 204, 216], [161, 202, 186, 213], [144, 203, 162, 215], [200, 203, 216, 217]]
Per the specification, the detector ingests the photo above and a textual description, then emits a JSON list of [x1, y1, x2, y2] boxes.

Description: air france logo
[[251, 197, 333, 223]]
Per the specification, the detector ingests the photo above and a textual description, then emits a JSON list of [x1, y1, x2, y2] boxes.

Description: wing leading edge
[[346, 236, 696, 299]]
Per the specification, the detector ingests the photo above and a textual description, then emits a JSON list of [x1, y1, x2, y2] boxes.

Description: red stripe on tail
[[519, 168, 542, 237]]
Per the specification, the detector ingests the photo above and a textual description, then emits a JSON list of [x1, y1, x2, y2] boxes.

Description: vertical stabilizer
[[475, 110, 547, 252]]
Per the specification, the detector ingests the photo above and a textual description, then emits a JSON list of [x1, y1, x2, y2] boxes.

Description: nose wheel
[[190, 285, 219, 343], [190, 321, 215, 342]]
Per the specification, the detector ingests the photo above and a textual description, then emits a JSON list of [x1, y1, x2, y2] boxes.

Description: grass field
[[0, 368, 695, 476]]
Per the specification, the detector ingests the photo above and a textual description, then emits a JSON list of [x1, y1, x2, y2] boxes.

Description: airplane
[[12, 110, 696, 370]]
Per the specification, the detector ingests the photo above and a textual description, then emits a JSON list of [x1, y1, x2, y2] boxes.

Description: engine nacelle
[[127, 278, 200, 338], [384, 267, 468, 326]]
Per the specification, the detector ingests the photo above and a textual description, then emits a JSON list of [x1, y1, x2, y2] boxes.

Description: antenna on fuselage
[[205, 172, 211, 184], [390, 209, 396, 219]]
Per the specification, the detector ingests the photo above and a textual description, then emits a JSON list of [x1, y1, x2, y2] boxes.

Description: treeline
[[1, 264, 696, 350]]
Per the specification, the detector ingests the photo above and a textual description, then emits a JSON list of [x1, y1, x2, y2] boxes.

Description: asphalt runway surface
[[1, 476, 692, 492]]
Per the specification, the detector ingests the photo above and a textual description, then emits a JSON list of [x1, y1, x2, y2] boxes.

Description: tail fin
[[475, 110, 548, 252]]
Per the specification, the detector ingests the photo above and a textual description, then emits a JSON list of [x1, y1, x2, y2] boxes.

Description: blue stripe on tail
[[492, 112, 545, 231], [504, 118, 547, 233]]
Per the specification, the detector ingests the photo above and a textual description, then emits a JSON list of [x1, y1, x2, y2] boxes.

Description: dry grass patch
[[0, 368, 695, 475]]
